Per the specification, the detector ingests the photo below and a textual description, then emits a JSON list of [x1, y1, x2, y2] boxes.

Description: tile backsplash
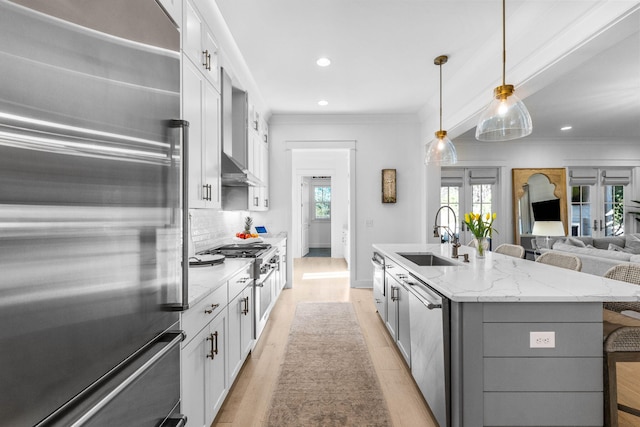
[[189, 209, 249, 253]]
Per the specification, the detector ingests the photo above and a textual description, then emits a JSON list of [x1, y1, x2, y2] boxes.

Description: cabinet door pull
[[213, 331, 219, 355], [254, 196, 259, 206], [204, 303, 220, 314], [593, 219, 598, 231], [206, 333, 216, 359], [391, 286, 398, 302], [242, 296, 249, 315], [264, 199, 269, 208], [202, 50, 209, 69]]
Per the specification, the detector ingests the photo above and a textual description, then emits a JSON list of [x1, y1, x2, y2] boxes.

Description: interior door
[[301, 179, 310, 257]]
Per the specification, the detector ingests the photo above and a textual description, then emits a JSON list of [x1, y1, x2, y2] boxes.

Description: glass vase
[[474, 237, 489, 258]]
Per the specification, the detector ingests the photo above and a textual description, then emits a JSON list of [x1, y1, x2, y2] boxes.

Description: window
[[313, 185, 331, 220], [472, 184, 493, 217], [569, 168, 631, 237], [440, 167, 499, 245], [440, 186, 459, 233]]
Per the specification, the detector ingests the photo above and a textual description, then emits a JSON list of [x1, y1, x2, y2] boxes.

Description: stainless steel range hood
[[221, 154, 261, 186], [221, 67, 262, 187]]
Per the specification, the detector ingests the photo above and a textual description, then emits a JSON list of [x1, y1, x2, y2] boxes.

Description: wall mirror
[[512, 168, 568, 245]]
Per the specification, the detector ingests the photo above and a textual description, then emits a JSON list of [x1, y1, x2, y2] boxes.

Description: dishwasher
[[371, 252, 386, 322], [407, 275, 450, 427]]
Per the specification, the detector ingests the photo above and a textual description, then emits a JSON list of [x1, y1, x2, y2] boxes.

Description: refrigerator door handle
[[169, 119, 190, 311]]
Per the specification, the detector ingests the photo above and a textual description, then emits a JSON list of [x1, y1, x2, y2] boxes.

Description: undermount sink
[[398, 252, 459, 267]]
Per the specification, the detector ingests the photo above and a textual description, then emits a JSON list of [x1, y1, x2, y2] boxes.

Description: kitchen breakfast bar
[[373, 243, 640, 427]]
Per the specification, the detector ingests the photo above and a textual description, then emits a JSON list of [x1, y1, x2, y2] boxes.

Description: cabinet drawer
[[228, 266, 252, 300], [484, 357, 602, 392], [483, 302, 602, 323], [483, 322, 602, 357], [484, 392, 602, 426], [182, 284, 227, 342]]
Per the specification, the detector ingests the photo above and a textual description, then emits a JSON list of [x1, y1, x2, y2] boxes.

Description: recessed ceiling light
[[318, 100, 328, 106], [316, 57, 331, 67], [561, 126, 573, 131]]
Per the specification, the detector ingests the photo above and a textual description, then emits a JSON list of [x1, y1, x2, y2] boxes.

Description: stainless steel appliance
[[199, 242, 277, 339], [407, 277, 450, 427], [0, 1, 186, 425]]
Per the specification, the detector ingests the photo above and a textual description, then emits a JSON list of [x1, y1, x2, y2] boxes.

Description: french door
[[569, 168, 631, 237], [440, 168, 499, 246]]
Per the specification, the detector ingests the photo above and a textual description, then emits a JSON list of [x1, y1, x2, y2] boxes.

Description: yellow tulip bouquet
[[463, 212, 497, 257]]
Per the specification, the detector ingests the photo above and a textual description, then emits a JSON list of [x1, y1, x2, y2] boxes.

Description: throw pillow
[[625, 234, 640, 253], [609, 242, 640, 255], [564, 237, 587, 247]]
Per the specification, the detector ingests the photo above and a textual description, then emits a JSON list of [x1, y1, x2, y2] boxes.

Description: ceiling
[[214, 0, 640, 140]]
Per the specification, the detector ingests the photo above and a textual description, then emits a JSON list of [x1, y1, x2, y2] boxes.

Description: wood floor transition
[[212, 257, 640, 427]]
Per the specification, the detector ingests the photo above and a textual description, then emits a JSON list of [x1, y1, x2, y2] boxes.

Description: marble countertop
[[187, 259, 253, 307], [373, 243, 640, 303], [186, 234, 287, 308]]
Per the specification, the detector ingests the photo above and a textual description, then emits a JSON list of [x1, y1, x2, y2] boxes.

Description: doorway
[[288, 143, 355, 287], [303, 176, 332, 258]]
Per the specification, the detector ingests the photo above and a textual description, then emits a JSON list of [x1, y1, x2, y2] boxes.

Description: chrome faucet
[[433, 205, 461, 259]]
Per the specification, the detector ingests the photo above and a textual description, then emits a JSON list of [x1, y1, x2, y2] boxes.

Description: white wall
[[268, 114, 423, 287]]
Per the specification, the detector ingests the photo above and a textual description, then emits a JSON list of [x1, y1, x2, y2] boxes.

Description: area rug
[[265, 302, 392, 426]]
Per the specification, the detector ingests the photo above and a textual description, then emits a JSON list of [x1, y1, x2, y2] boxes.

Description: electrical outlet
[[529, 331, 555, 348], [365, 219, 374, 227]]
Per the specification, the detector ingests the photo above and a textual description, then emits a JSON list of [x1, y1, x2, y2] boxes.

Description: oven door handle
[[255, 267, 275, 287]]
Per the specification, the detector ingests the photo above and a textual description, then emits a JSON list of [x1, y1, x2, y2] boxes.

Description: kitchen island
[[373, 243, 640, 427]]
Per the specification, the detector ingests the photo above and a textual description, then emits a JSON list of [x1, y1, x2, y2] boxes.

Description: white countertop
[[373, 243, 640, 303], [186, 235, 286, 308], [188, 259, 253, 306]]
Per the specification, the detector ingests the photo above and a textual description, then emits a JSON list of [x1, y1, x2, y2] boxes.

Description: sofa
[[538, 235, 640, 276]]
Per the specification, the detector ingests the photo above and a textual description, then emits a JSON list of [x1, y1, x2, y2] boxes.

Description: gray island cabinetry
[[373, 243, 640, 427]]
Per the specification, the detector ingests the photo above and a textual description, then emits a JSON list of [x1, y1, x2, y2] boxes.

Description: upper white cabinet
[[157, 0, 182, 27], [183, 0, 220, 91], [183, 59, 221, 209], [247, 100, 269, 211]]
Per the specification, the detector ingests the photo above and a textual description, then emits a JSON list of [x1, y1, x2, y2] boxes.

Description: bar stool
[[494, 243, 525, 258], [602, 263, 640, 426], [535, 251, 582, 271]]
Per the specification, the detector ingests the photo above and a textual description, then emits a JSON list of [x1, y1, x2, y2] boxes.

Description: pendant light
[[475, 0, 532, 141], [425, 55, 457, 165]]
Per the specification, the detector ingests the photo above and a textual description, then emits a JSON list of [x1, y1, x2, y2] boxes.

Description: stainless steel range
[[199, 242, 278, 340]]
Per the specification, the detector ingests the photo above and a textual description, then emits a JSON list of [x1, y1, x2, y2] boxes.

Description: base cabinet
[[377, 253, 606, 427], [228, 286, 252, 382], [181, 309, 228, 427], [385, 263, 411, 366]]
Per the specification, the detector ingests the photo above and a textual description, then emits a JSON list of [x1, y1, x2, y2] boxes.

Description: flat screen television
[[532, 199, 561, 221]]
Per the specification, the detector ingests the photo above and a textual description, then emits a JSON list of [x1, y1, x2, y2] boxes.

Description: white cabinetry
[[181, 263, 254, 426], [248, 104, 269, 211], [275, 238, 287, 294], [183, 0, 219, 91], [183, 59, 220, 208], [228, 269, 253, 382], [181, 284, 228, 427]]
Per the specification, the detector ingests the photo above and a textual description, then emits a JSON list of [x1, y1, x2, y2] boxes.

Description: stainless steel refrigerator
[[0, 1, 187, 425]]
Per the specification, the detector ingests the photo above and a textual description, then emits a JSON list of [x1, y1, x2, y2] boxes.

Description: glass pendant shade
[[475, 85, 532, 141], [425, 130, 457, 165], [425, 55, 457, 165]]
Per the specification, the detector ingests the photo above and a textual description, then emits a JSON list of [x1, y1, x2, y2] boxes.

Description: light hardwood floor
[[213, 257, 640, 427], [213, 257, 436, 427]]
